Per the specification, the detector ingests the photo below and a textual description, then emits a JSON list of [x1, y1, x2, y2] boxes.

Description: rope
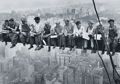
[[92, 0, 112, 84], [92, 0, 120, 83]]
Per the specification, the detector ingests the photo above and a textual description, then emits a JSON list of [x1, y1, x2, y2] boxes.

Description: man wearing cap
[[1, 20, 10, 45], [107, 19, 118, 56], [43, 22, 51, 52], [8, 18, 20, 48], [93, 24, 106, 54], [73, 21, 85, 49], [29, 16, 44, 50], [20, 18, 31, 46], [63, 20, 74, 51], [52, 21, 64, 51], [86, 21, 95, 52]]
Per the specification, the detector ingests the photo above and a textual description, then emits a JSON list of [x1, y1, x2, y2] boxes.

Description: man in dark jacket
[[43, 22, 52, 52], [20, 18, 31, 46], [8, 18, 19, 48], [107, 19, 118, 56], [1, 20, 10, 45], [93, 24, 106, 54], [48, 21, 64, 52]]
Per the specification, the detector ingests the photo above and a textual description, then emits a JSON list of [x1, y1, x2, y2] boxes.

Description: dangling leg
[[112, 39, 117, 56], [101, 39, 105, 54], [37, 34, 44, 50], [47, 36, 51, 52], [28, 36, 34, 49], [10, 33, 18, 48], [20, 33, 26, 46], [58, 35, 62, 49], [62, 35, 66, 50]]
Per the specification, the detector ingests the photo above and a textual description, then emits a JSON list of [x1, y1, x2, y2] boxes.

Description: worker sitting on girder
[[42, 22, 51, 52], [63, 19, 75, 51], [86, 21, 95, 53], [8, 18, 20, 48], [51, 21, 64, 51], [93, 23, 106, 54], [107, 19, 118, 56], [19, 18, 31, 46], [29, 16, 44, 50], [73, 21, 85, 49], [1, 20, 10, 45]]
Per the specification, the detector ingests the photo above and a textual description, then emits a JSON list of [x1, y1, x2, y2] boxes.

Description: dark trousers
[[48, 36, 57, 47], [67, 35, 75, 48], [20, 32, 29, 44], [59, 35, 66, 47], [9, 32, 19, 45], [75, 37, 83, 48], [30, 34, 43, 47], [101, 38, 106, 54], [107, 38, 118, 54], [1, 33, 9, 42], [48, 34, 66, 47]]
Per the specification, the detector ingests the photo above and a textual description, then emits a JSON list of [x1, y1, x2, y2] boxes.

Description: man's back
[[54, 25, 63, 34]]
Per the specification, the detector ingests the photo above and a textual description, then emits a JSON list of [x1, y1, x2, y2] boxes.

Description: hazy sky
[[0, 0, 119, 12]]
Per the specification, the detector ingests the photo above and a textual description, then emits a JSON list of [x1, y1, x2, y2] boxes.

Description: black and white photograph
[[0, 0, 120, 84]]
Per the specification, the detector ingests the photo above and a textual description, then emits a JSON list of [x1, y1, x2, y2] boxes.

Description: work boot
[[107, 51, 110, 55], [10, 44, 16, 48], [48, 46, 51, 52], [28, 45, 33, 50], [70, 47, 72, 51], [101, 51, 105, 55], [35, 46, 39, 51], [59, 46, 62, 49], [23, 43, 26, 46], [62, 45, 65, 50], [53, 46, 56, 49], [37, 45, 44, 50], [91, 49, 96, 53], [5, 42, 7, 45], [111, 52, 115, 56]]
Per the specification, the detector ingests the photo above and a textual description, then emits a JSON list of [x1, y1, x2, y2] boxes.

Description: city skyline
[[0, 0, 119, 12]]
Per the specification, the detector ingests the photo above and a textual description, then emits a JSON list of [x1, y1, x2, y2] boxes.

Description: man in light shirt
[[54, 22, 65, 50], [8, 18, 20, 48], [63, 20, 74, 51], [29, 17, 44, 50], [73, 21, 85, 49]]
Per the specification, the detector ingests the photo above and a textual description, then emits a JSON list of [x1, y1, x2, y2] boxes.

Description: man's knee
[[20, 34, 24, 39], [13, 33, 18, 39]]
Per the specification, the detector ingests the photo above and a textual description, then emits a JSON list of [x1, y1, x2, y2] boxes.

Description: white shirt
[[73, 25, 85, 36], [30, 22, 44, 34], [87, 26, 94, 35]]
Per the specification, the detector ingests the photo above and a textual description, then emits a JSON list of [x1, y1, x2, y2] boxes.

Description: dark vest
[[21, 24, 30, 32], [8, 23, 19, 31], [44, 24, 51, 35], [109, 26, 118, 39]]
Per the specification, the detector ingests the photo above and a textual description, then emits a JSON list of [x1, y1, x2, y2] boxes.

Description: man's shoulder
[[2, 23, 5, 26], [14, 22, 19, 27]]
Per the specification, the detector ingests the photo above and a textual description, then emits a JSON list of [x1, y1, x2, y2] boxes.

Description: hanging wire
[[92, 0, 120, 83], [92, 0, 112, 84]]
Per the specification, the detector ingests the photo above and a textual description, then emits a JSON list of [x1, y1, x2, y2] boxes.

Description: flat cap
[[75, 21, 81, 25], [9, 18, 14, 22], [88, 20, 94, 24], [108, 19, 114, 23], [34, 17, 40, 20]]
